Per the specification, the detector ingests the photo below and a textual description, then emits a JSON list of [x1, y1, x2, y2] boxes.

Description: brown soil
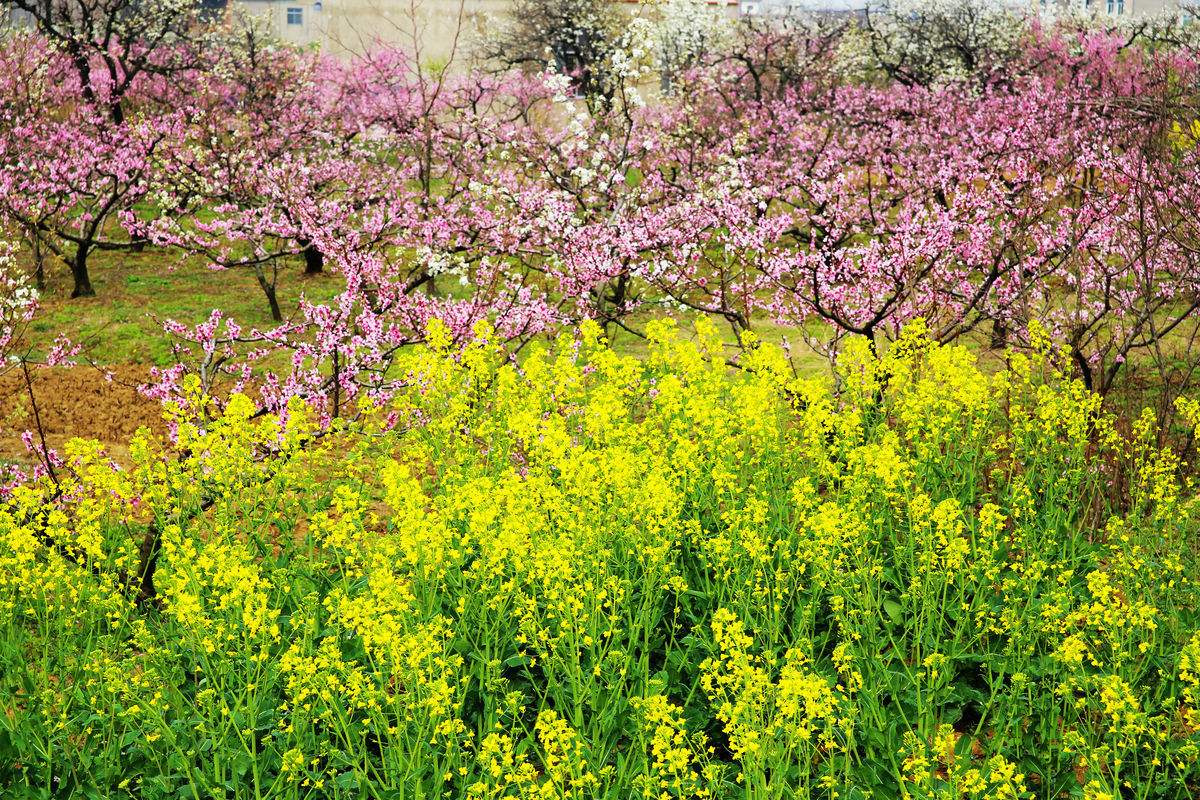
[[0, 364, 165, 464]]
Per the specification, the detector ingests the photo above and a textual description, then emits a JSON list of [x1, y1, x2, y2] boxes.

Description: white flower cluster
[[650, 0, 732, 83], [417, 246, 471, 287], [849, 0, 1029, 86], [544, 70, 579, 104], [0, 241, 36, 360]]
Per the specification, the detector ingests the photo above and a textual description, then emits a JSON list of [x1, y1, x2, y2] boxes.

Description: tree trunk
[[256, 271, 283, 322], [70, 244, 95, 298], [1071, 347, 1094, 393], [134, 525, 163, 608], [302, 242, 323, 275], [989, 319, 1009, 350], [32, 235, 45, 292]]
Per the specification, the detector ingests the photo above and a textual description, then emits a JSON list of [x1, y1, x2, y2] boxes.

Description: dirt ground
[[0, 364, 165, 464]]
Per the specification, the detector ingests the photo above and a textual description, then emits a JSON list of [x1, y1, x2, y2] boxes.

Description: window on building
[[286, 6, 303, 24]]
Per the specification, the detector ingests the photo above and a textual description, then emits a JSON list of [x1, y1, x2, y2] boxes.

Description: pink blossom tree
[[0, 32, 182, 297]]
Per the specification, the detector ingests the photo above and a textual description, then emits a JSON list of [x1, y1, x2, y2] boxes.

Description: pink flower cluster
[[1, 23, 1199, 421]]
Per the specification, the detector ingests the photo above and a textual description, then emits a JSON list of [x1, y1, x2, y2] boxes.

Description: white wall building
[[235, 0, 516, 62], [231, 0, 1188, 64]]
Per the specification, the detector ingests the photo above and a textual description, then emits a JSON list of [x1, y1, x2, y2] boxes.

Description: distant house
[[230, 0, 740, 60], [736, 0, 863, 16], [232, 0, 510, 56], [1078, 0, 1162, 14], [236, 0, 319, 43], [1036, 0, 1184, 16], [223, 0, 1191, 61]]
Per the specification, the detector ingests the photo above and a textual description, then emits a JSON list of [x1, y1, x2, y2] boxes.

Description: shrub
[[1, 320, 1198, 797]]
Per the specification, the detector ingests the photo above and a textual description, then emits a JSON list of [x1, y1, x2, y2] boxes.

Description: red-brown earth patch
[[0, 364, 165, 465]]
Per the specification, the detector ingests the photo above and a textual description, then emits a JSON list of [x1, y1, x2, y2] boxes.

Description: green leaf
[[334, 771, 360, 790]]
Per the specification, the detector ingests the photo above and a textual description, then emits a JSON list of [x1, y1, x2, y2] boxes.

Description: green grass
[[19, 245, 835, 375], [23, 248, 343, 366]]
